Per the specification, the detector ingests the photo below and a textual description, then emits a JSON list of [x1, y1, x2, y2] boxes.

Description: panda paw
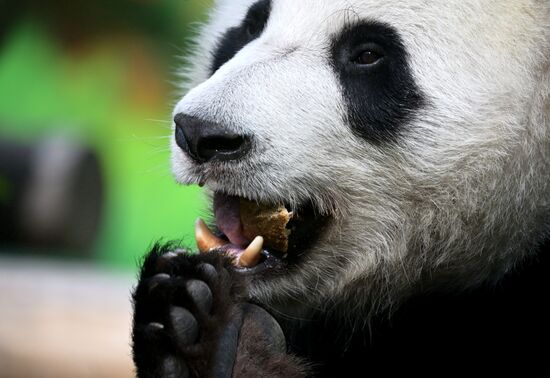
[[132, 245, 308, 378]]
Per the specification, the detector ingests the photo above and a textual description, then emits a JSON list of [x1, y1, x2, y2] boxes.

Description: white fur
[[172, 0, 550, 318]]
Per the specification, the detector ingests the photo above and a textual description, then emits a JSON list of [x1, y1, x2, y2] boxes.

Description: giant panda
[[131, 0, 550, 376]]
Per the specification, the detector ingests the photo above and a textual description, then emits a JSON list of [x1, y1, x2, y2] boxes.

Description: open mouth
[[194, 192, 329, 275]]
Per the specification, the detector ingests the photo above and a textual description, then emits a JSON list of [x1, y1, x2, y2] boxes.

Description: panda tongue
[[194, 219, 264, 268], [213, 193, 250, 247]]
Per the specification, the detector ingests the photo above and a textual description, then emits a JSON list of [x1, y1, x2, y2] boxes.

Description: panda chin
[[195, 191, 329, 275]]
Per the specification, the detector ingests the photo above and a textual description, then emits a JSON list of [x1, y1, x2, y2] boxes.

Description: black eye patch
[[330, 21, 425, 144], [210, 0, 272, 75]]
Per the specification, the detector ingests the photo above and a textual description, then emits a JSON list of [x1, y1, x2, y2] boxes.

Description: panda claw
[[146, 322, 165, 331], [140, 322, 167, 347]]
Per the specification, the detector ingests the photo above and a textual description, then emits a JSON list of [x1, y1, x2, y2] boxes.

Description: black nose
[[174, 113, 251, 163]]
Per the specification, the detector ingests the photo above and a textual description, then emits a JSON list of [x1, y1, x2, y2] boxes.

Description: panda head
[[171, 0, 550, 316]]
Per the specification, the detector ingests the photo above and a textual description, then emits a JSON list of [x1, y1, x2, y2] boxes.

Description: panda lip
[[195, 191, 329, 273]]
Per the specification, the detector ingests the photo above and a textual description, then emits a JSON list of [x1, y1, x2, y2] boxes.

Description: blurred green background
[[0, 0, 213, 270], [0, 2, 218, 376]]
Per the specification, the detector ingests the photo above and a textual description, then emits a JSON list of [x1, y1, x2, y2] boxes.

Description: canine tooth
[[195, 218, 228, 253], [239, 236, 264, 267]]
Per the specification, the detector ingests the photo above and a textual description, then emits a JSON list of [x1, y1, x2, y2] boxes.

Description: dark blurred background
[[0, 1, 211, 376]]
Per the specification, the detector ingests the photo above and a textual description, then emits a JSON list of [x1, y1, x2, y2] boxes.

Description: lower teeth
[[195, 218, 264, 268]]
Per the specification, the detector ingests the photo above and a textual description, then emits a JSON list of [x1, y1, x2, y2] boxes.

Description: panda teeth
[[239, 236, 264, 267], [195, 218, 265, 268], [195, 218, 228, 253]]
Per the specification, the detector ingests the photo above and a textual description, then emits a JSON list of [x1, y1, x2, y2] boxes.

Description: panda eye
[[353, 50, 383, 66]]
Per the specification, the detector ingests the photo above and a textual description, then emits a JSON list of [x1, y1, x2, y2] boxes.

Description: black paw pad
[[148, 273, 171, 293], [186, 279, 213, 314], [155, 253, 179, 271], [197, 263, 218, 283], [161, 355, 189, 378], [133, 248, 243, 377], [169, 306, 199, 348]]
